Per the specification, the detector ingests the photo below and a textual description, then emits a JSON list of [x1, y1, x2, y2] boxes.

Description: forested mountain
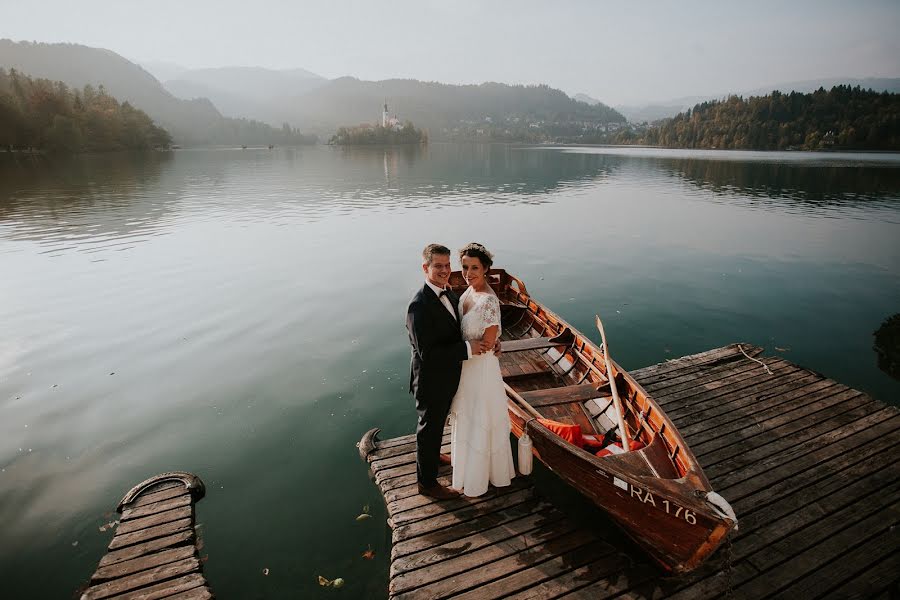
[[616, 86, 900, 151], [287, 77, 625, 140], [0, 68, 171, 152], [0, 40, 315, 146], [616, 77, 900, 123]]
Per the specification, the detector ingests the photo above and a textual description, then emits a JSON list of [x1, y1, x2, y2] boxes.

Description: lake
[[1, 144, 898, 598]]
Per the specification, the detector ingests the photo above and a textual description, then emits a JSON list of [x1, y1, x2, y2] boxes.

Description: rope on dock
[[738, 343, 773, 375]]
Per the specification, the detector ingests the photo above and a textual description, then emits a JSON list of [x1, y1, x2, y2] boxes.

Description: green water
[[1, 144, 898, 598]]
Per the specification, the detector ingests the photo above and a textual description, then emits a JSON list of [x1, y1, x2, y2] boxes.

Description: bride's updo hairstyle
[[459, 242, 494, 270]]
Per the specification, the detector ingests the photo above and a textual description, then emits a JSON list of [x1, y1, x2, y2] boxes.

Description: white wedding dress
[[449, 288, 516, 497]]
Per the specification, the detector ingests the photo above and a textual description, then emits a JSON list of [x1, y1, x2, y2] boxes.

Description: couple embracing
[[406, 243, 516, 500]]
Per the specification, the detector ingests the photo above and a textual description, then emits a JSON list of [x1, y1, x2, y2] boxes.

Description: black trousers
[[415, 393, 452, 486]]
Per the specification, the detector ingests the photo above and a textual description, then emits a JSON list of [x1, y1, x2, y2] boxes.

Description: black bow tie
[[439, 289, 451, 298]]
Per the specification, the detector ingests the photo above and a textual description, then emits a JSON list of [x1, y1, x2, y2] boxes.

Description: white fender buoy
[[518, 433, 533, 475], [706, 491, 739, 531]]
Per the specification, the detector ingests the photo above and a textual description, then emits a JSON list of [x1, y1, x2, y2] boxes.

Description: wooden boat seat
[[502, 328, 574, 353], [518, 382, 606, 408]]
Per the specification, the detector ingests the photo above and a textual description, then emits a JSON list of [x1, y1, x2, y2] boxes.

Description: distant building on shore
[[382, 100, 402, 130]]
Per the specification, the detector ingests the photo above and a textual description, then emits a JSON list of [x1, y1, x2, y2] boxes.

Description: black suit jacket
[[406, 284, 468, 403]]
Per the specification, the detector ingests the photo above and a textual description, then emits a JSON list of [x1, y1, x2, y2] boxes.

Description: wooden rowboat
[[447, 268, 738, 573]]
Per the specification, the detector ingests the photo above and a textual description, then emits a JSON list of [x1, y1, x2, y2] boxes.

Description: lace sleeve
[[479, 294, 501, 330]]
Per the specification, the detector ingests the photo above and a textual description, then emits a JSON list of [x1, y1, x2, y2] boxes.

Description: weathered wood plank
[[391, 528, 597, 598], [92, 545, 197, 582], [630, 344, 761, 382], [81, 556, 200, 600], [159, 587, 214, 600], [707, 408, 900, 499], [388, 476, 529, 519], [120, 495, 193, 522], [391, 484, 532, 528], [447, 541, 616, 600], [391, 507, 567, 577], [735, 437, 900, 537], [391, 499, 550, 559], [671, 369, 829, 435], [368, 432, 451, 462], [659, 358, 789, 414], [732, 500, 900, 600], [684, 382, 870, 454], [108, 519, 193, 551], [130, 486, 189, 508], [107, 573, 207, 600], [519, 383, 607, 407], [371, 441, 451, 472], [823, 547, 900, 600], [98, 530, 194, 568], [695, 389, 876, 468], [114, 506, 192, 536], [392, 488, 535, 544], [646, 354, 786, 400], [745, 480, 900, 572]]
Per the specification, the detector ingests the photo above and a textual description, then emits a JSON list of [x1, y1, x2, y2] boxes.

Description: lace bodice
[[459, 288, 502, 342]]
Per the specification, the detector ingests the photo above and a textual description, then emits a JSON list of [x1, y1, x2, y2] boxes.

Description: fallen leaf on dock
[[356, 513, 372, 521], [263, 568, 269, 576], [362, 545, 375, 560], [332, 578, 345, 588], [318, 575, 332, 586]]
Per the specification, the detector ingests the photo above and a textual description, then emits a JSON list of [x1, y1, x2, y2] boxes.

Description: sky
[[2, 0, 899, 106]]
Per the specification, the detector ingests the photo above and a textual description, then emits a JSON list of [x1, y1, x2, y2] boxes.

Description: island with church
[[328, 100, 428, 145]]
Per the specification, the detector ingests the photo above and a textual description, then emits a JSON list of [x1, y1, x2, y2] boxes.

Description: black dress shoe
[[417, 483, 460, 500]]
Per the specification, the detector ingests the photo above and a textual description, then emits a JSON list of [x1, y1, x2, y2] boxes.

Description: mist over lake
[[1, 144, 898, 598]]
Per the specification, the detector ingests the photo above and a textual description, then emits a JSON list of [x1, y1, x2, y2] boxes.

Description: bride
[[449, 242, 516, 497]]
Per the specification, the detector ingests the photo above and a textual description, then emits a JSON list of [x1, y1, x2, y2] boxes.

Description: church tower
[[382, 100, 389, 127]]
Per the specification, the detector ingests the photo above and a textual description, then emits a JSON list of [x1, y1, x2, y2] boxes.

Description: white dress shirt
[[425, 279, 472, 359]]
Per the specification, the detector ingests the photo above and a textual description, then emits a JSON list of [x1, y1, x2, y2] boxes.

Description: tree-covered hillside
[[0, 40, 316, 146], [0, 68, 171, 152], [616, 86, 900, 151], [290, 78, 625, 140]]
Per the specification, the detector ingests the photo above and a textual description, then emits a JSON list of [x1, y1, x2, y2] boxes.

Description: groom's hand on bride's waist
[[493, 340, 502, 356]]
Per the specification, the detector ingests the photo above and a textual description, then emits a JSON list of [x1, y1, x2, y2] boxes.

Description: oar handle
[[595, 315, 632, 452], [504, 383, 543, 420]]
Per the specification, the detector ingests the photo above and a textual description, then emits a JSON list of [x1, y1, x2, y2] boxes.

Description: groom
[[407, 244, 486, 499]]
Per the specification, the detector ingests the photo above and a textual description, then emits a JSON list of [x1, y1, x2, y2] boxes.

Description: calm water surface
[[1, 144, 898, 598]]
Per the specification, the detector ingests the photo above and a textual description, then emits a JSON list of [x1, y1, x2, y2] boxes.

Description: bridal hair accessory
[[461, 242, 494, 260]]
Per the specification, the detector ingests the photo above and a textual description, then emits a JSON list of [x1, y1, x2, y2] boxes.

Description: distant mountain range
[[0, 40, 312, 146], [160, 65, 327, 124], [152, 62, 624, 137], [612, 77, 900, 123]]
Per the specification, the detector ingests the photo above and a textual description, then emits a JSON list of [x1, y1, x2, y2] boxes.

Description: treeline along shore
[[0, 68, 172, 153], [329, 122, 427, 145], [616, 86, 900, 151]]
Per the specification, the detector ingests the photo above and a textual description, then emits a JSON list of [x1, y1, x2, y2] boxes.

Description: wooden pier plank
[[82, 472, 212, 600], [357, 344, 900, 600]]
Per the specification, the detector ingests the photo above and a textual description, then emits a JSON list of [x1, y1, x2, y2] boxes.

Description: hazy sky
[[2, 0, 899, 105]]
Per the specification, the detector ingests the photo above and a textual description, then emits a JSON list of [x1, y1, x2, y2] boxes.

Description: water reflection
[[0, 144, 619, 250], [661, 156, 900, 215], [0, 153, 175, 255], [557, 146, 900, 220]]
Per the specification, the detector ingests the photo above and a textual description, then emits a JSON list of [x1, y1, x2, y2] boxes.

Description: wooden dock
[[80, 472, 213, 600], [358, 344, 900, 599]]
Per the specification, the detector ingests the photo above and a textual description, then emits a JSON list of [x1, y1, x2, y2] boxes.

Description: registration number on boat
[[629, 484, 697, 525]]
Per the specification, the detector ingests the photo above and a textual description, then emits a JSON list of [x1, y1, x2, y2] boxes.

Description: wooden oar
[[595, 315, 632, 452], [504, 383, 543, 420]]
